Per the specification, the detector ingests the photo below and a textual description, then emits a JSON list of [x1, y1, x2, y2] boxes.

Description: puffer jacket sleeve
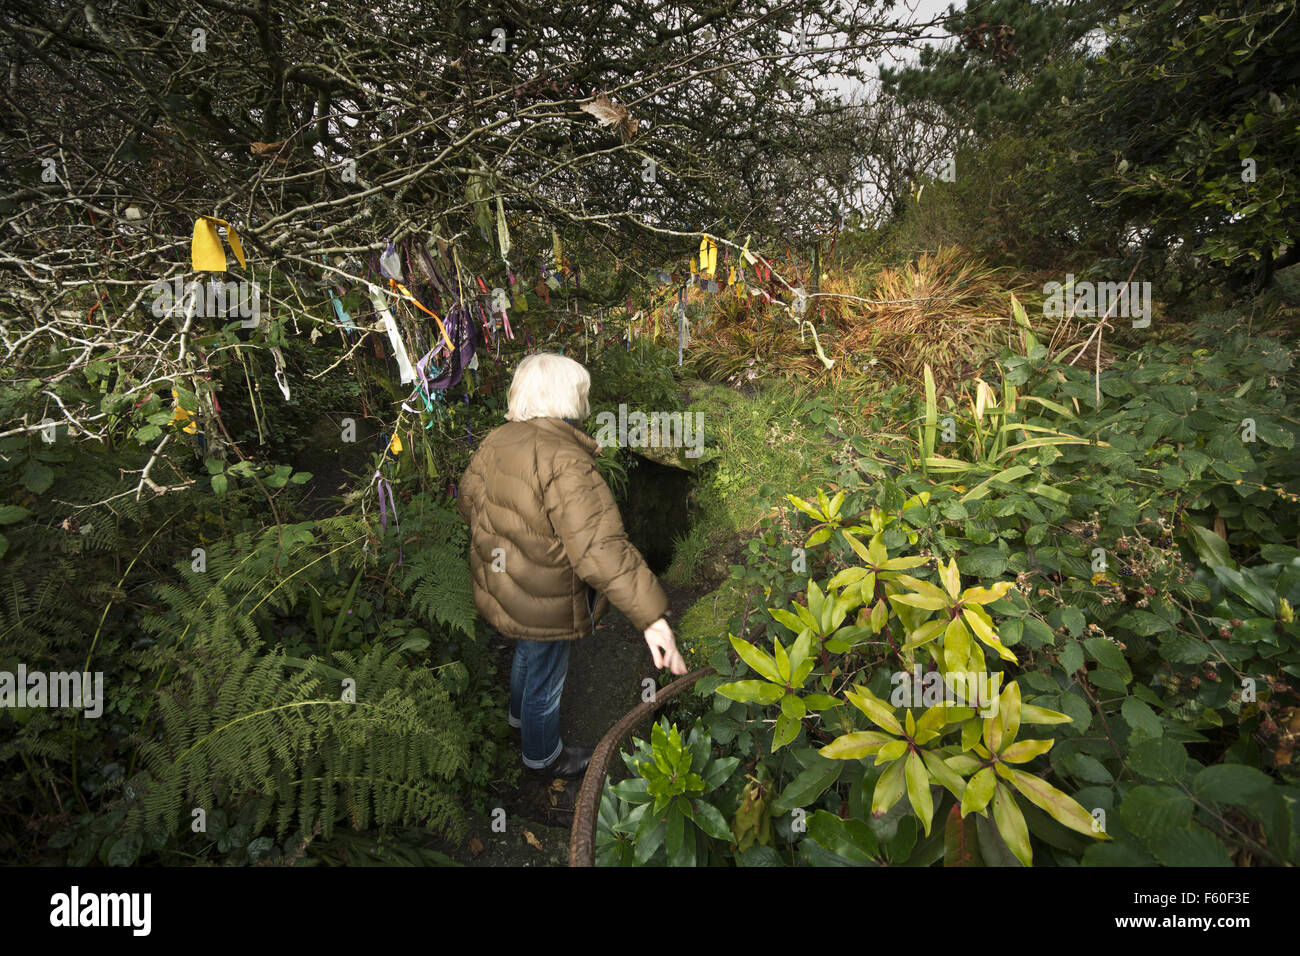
[[541, 444, 669, 632]]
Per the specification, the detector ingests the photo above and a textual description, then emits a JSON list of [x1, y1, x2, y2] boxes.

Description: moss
[[674, 581, 751, 670]]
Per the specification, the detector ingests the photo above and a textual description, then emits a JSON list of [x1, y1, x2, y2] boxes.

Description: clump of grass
[[686, 245, 1050, 392], [682, 381, 819, 538], [830, 246, 1034, 389], [663, 522, 711, 587]]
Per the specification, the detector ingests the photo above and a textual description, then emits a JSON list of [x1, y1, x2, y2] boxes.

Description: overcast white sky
[[820, 0, 965, 102]]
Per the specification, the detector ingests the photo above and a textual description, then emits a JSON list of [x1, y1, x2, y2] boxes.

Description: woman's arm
[[541, 445, 669, 633]]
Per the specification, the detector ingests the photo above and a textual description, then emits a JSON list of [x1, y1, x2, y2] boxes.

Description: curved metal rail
[[568, 664, 714, 867]]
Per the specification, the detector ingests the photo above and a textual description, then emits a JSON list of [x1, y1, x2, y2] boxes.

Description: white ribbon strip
[[368, 285, 417, 385]]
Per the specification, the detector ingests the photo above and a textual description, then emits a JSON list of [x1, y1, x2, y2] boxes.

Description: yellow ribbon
[[698, 237, 717, 277], [170, 389, 197, 434], [192, 216, 246, 272]]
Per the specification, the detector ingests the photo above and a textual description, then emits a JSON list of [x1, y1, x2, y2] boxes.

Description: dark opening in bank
[[616, 449, 699, 575]]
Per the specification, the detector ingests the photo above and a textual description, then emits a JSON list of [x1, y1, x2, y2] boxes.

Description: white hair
[[504, 352, 591, 422]]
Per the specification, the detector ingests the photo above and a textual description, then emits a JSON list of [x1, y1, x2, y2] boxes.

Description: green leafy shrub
[[617, 311, 1299, 866], [597, 719, 739, 867]]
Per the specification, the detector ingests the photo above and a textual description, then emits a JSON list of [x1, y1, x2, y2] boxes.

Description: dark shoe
[[527, 745, 593, 780]]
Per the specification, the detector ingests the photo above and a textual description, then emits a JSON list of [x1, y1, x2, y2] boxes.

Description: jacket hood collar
[[527, 416, 599, 455]]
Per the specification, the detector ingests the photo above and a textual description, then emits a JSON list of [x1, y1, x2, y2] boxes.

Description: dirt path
[[453, 580, 707, 866]]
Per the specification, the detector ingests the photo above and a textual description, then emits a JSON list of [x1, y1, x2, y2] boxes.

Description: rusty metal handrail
[[568, 665, 715, 867]]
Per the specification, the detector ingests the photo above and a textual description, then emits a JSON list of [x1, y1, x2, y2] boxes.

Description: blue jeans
[[508, 638, 571, 768]]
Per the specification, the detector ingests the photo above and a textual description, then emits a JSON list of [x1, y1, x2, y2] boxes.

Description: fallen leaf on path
[[468, 837, 484, 858], [523, 830, 543, 851]]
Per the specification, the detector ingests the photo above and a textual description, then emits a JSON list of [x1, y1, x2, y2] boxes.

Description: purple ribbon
[[375, 470, 403, 565], [400, 347, 442, 415], [399, 300, 477, 419]]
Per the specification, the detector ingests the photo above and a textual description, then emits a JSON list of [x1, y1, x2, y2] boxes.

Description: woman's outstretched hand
[[643, 617, 687, 676]]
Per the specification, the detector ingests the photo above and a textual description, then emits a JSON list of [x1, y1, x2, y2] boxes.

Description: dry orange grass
[[679, 246, 1133, 395], [826, 246, 1034, 388], [688, 246, 1049, 390]]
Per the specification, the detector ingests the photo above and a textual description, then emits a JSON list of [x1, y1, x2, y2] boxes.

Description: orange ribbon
[[389, 278, 454, 351]]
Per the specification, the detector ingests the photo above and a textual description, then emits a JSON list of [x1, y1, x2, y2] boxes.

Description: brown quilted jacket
[[456, 416, 668, 641]]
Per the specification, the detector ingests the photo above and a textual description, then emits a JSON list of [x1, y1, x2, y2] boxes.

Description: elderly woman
[[456, 352, 686, 780]]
